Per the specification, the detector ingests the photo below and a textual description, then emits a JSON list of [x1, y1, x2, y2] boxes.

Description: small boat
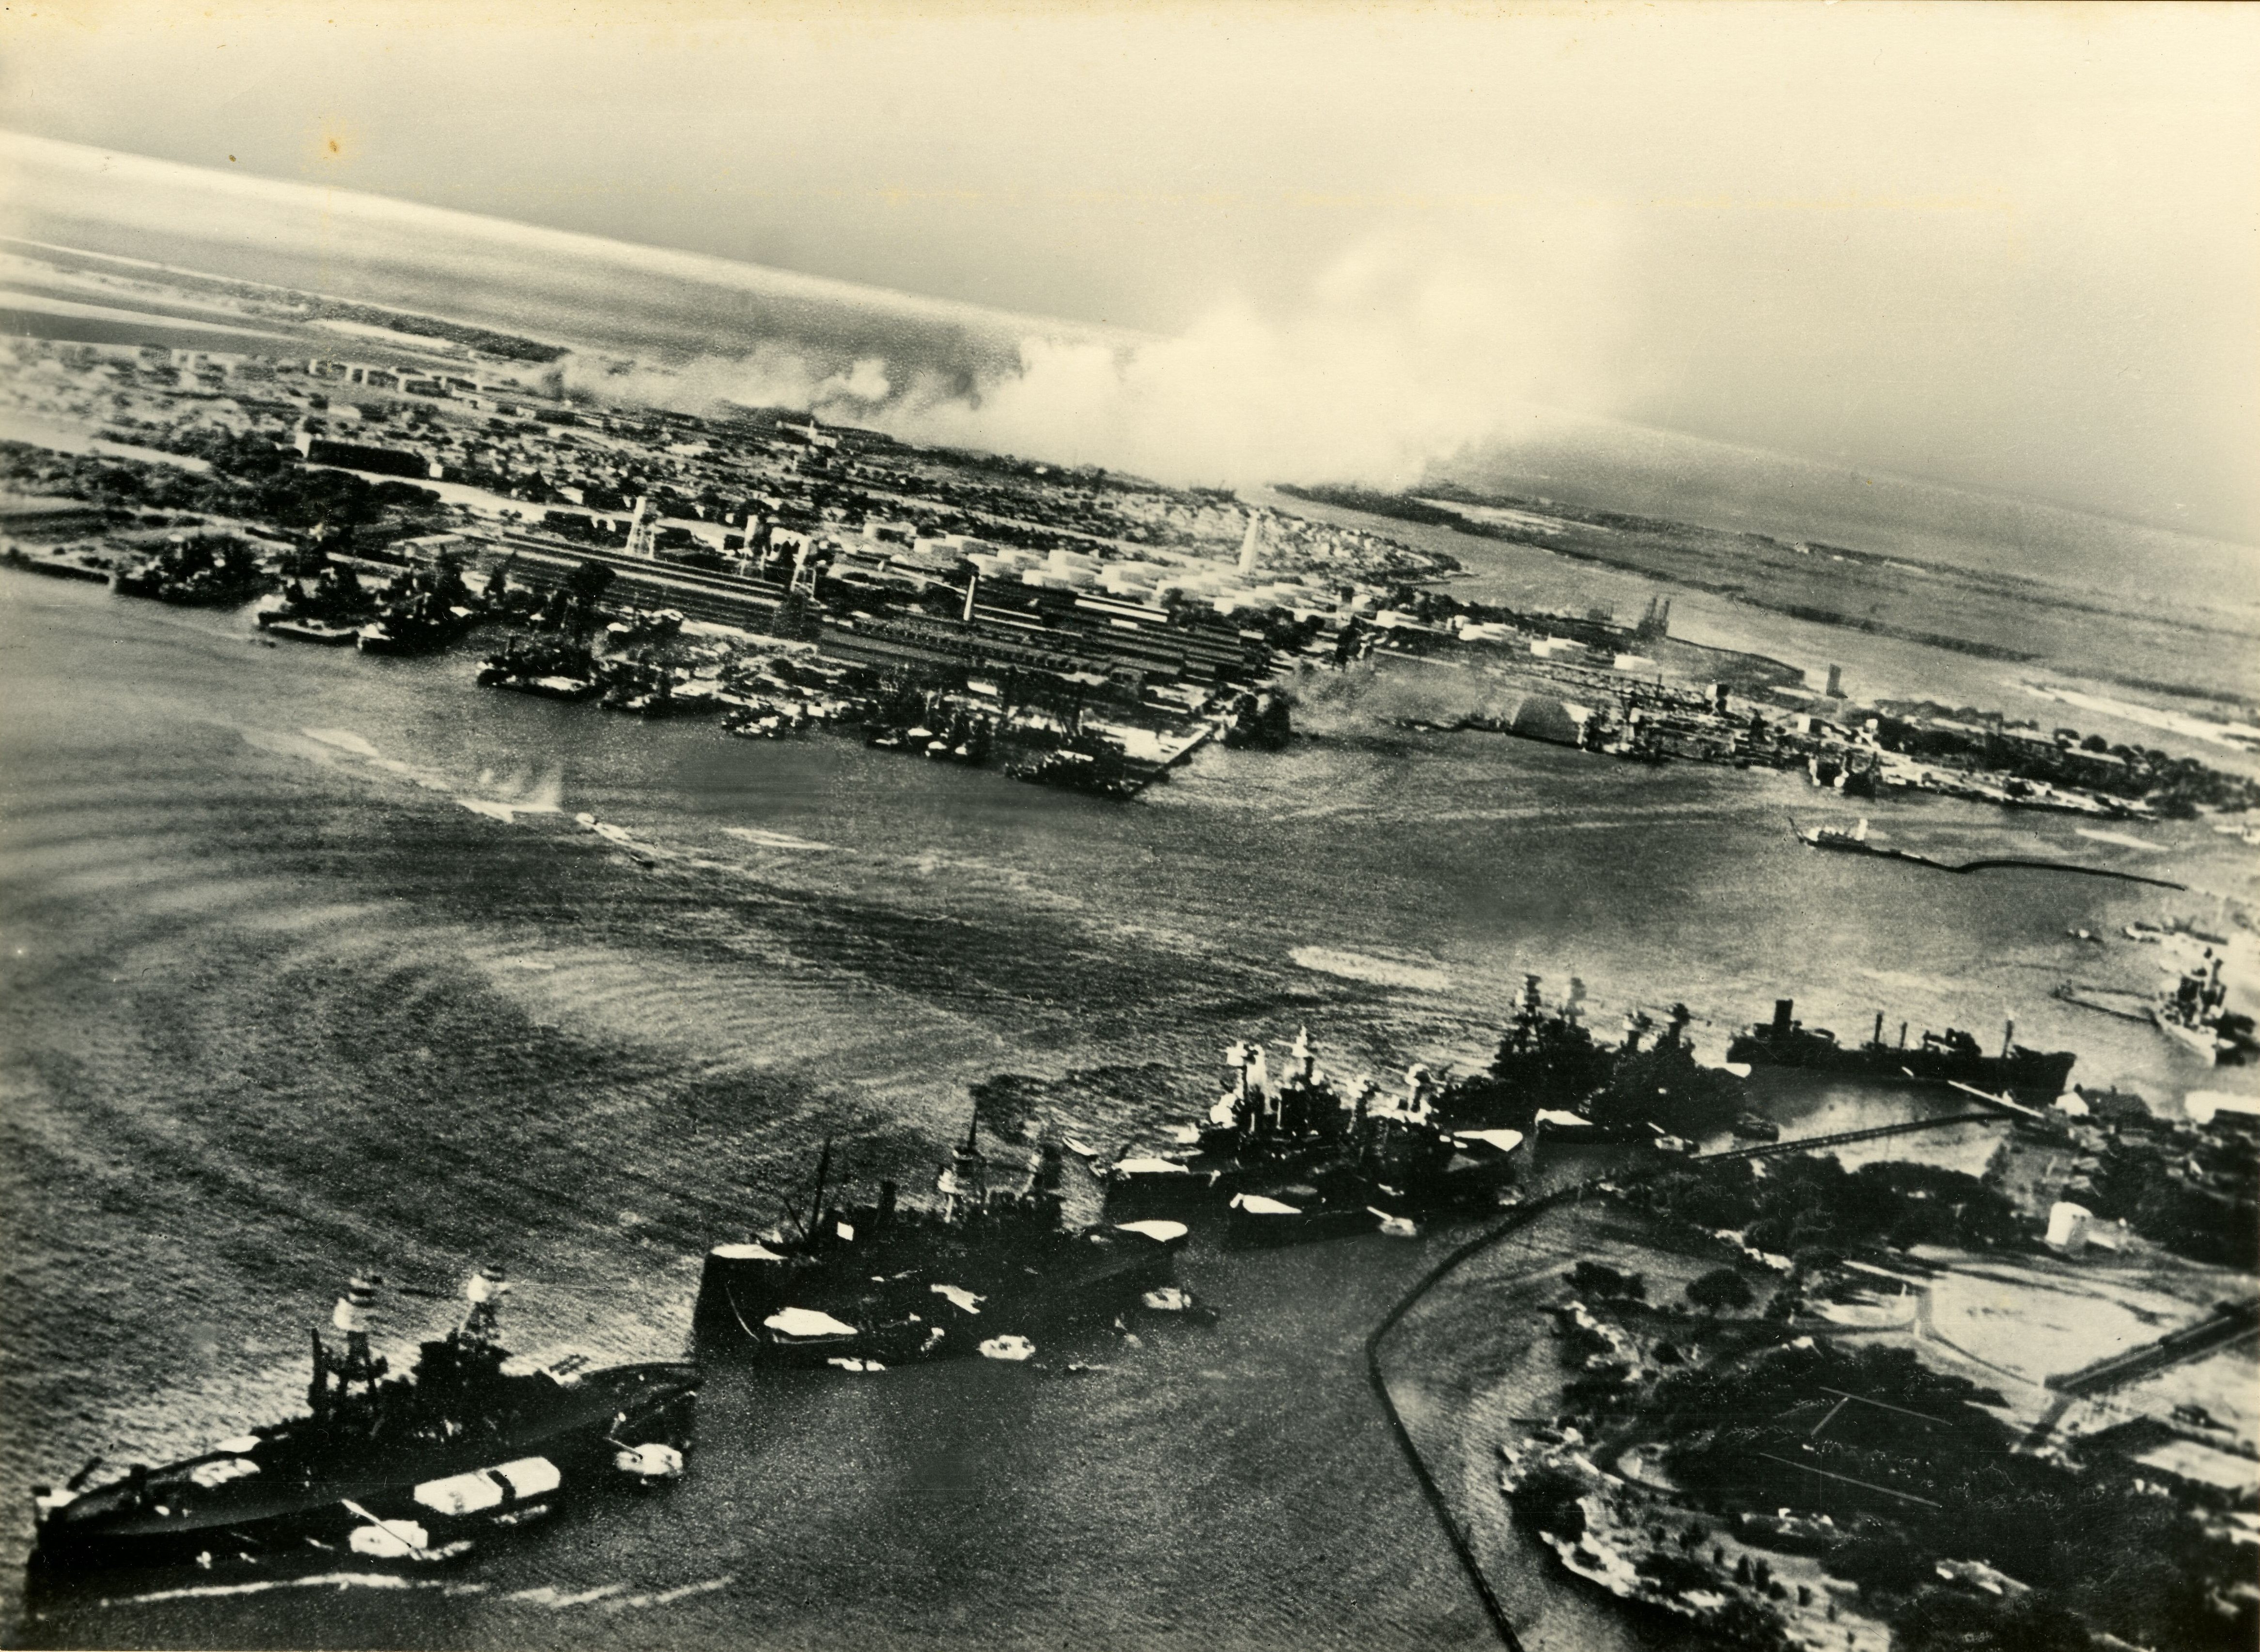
[[261, 617, 362, 647]]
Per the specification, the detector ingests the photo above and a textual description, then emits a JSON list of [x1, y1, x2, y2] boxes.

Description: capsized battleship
[[1728, 998, 2075, 1103], [694, 1118, 1188, 1364], [27, 1270, 699, 1579]]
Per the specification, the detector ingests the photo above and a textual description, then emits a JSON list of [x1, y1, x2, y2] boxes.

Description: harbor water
[[1, 568, 2250, 1648]]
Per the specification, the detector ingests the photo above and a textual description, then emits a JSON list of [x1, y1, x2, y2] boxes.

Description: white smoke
[[894, 219, 1628, 486]]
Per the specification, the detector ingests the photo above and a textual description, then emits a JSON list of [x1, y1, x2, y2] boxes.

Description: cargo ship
[[694, 1122, 1187, 1364], [1728, 998, 2075, 1102], [27, 1274, 698, 1579]]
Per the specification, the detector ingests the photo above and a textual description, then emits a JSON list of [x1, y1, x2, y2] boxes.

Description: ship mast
[[807, 1135, 832, 1241]]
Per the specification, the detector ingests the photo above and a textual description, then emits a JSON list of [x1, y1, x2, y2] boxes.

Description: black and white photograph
[[0, 4, 2255, 1649]]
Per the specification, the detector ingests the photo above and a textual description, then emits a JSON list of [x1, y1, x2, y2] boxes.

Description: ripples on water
[[0, 574, 2245, 1647]]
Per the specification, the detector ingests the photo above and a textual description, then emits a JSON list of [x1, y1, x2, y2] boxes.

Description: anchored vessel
[[2152, 955, 2258, 1067], [1104, 1030, 1527, 1245], [1795, 816, 1918, 863], [110, 532, 270, 607], [695, 1122, 1188, 1364], [27, 1273, 698, 1579], [1101, 1028, 1360, 1215], [1729, 998, 2075, 1103]]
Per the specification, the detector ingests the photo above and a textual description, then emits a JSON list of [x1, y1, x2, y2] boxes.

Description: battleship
[[1437, 978, 1747, 1141], [1098, 1029, 1361, 1216], [109, 531, 270, 607], [254, 559, 379, 645], [476, 635, 602, 700], [357, 556, 483, 655], [1795, 818, 2188, 891], [1728, 997, 2076, 1102], [694, 1120, 1188, 1364], [1797, 816, 1903, 858], [1219, 1115, 1529, 1247], [27, 1272, 699, 1579], [1106, 1032, 1526, 1246], [2152, 955, 2259, 1067]]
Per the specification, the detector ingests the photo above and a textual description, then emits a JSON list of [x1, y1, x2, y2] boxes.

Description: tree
[[1504, 1465, 1587, 1542], [1687, 1267, 1754, 1314]]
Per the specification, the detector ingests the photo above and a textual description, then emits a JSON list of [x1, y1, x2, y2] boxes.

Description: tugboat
[[1728, 998, 2076, 1103], [694, 1119, 1188, 1365], [27, 1269, 699, 1579]]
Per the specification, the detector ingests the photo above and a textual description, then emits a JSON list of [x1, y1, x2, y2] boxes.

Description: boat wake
[[301, 728, 382, 758], [2073, 828, 2165, 853], [68, 1570, 485, 1610], [1290, 947, 1453, 993], [721, 826, 842, 852], [500, 1574, 735, 1614]]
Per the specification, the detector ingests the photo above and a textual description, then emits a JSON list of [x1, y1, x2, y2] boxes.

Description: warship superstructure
[[28, 1272, 698, 1578]]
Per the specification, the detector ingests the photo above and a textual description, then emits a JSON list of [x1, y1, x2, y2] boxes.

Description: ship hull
[[694, 1223, 1182, 1363], [1726, 1034, 2074, 1102], [28, 1360, 698, 1578]]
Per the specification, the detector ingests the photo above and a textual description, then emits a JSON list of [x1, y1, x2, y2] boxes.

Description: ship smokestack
[[2002, 1019, 2015, 1059], [1873, 1011, 1885, 1048], [1772, 999, 1794, 1036]]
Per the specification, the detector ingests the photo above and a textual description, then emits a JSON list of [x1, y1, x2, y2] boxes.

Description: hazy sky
[[3, 2, 2256, 539]]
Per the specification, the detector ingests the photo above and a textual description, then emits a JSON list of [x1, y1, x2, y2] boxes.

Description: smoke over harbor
[[3, 131, 1623, 492], [514, 209, 1628, 493]]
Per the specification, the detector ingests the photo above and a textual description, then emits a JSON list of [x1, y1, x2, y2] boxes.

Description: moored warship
[[694, 1119, 1188, 1364], [2153, 954, 2259, 1067], [109, 532, 270, 607], [1100, 1029, 1358, 1215], [1103, 1031, 1526, 1246], [27, 1270, 699, 1580], [1728, 997, 2075, 1102], [1435, 977, 1746, 1143]]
